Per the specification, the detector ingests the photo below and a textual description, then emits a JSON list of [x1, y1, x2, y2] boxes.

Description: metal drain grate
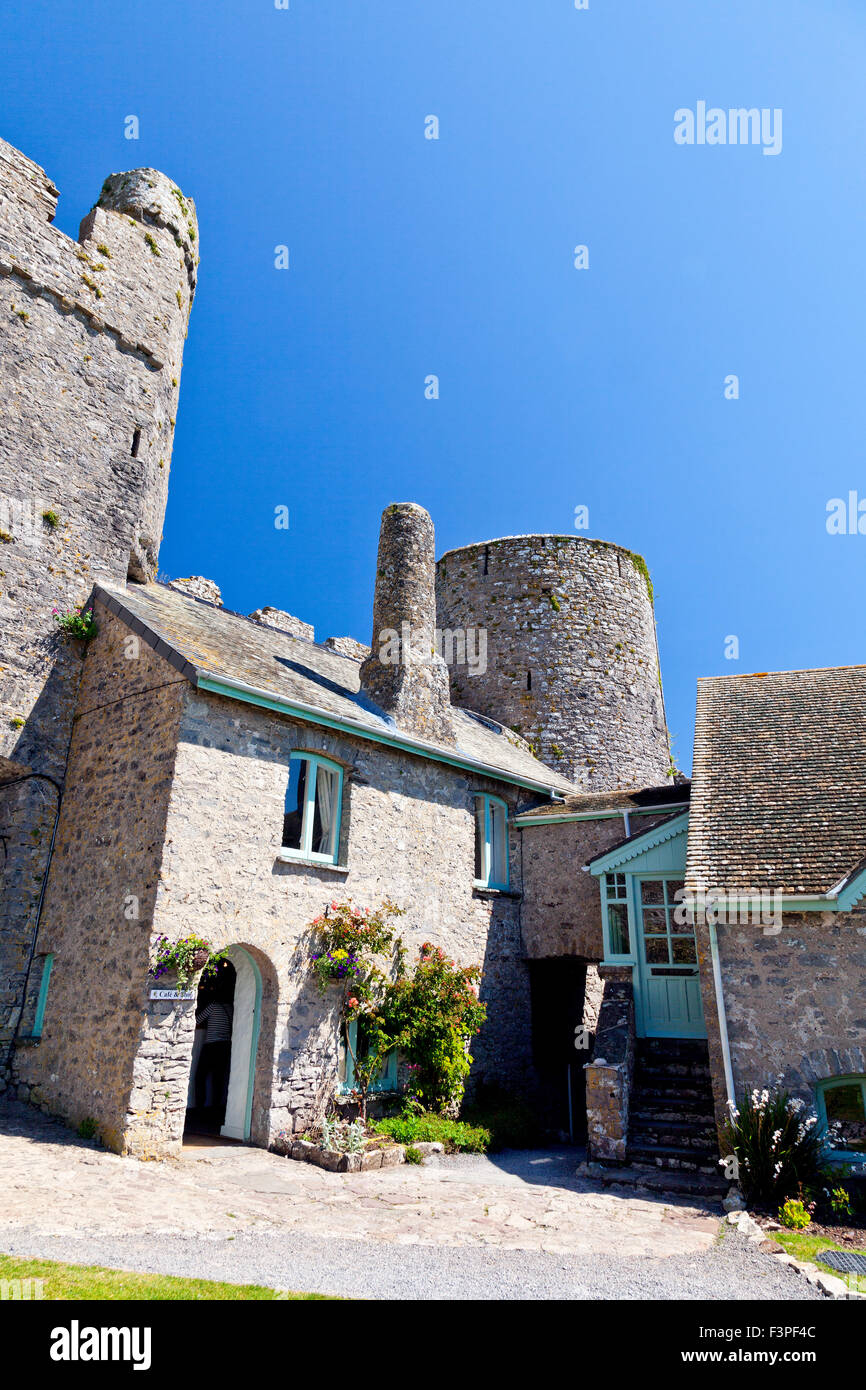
[[818, 1249, 866, 1276]]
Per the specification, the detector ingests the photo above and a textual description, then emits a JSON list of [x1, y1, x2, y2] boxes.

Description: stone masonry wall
[[17, 600, 536, 1155], [134, 686, 533, 1154], [703, 909, 866, 1130], [436, 535, 670, 790], [519, 812, 673, 958], [0, 137, 197, 1065], [12, 608, 186, 1151]]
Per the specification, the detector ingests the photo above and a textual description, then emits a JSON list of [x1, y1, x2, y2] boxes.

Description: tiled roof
[[514, 782, 689, 821], [94, 581, 576, 796], [687, 666, 866, 895]]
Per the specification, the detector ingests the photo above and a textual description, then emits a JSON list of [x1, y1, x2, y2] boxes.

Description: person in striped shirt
[[194, 998, 233, 1113]]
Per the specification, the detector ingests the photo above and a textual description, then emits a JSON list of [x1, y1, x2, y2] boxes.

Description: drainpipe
[[708, 921, 735, 1108]]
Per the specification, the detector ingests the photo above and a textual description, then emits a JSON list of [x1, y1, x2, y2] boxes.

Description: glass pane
[[311, 765, 339, 857], [671, 935, 697, 964], [474, 798, 486, 880], [640, 880, 664, 904], [282, 758, 307, 848], [607, 903, 630, 955], [665, 879, 685, 904], [644, 935, 669, 964], [489, 802, 508, 885], [825, 1083, 866, 1152], [642, 908, 668, 934], [605, 872, 626, 899]]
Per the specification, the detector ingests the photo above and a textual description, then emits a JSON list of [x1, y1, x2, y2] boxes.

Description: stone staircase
[[592, 1039, 728, 1200], [604, 1039, 726, 1198]]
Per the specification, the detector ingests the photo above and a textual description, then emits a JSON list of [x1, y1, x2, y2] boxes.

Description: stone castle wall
[[436, 535, 670, 791], [11, 608, 186, 1147], [0, 138, 196, 1065]]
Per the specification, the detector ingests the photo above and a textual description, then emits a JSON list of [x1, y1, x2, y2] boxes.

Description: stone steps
[[626, 1038, 721, 1191], [597, 1163, 727, 1199]]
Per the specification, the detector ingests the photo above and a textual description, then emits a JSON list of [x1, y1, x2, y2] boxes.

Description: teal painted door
[[633, 876, 706, 1039]]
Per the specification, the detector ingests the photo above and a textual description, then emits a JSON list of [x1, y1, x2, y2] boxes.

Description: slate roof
[[514, 781, 689, 821], [94, 581, 576, 796], [687, 666, 866, 896]]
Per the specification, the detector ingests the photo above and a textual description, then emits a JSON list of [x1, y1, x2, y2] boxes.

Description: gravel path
[[0, 1225, 819, 1301]]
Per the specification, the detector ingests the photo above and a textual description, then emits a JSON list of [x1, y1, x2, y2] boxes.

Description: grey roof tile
[[94, 581, 576, 795], [687, 666, 866, 895]]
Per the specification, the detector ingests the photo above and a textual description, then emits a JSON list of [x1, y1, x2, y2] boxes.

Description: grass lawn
[[774, 1231, 866, 1294], [0, 1253, 336, 1301]]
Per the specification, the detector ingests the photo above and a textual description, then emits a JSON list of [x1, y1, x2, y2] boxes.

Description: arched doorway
[[185, 945, 262, 1143]]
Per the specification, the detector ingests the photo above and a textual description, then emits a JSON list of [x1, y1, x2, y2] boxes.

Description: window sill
[[276, 852, 350, 874], [473, 886, 521, 900]]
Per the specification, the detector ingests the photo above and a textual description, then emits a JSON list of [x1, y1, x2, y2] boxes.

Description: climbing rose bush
[[307, 906, 486, 1117], [386, 943, 486, 1113]]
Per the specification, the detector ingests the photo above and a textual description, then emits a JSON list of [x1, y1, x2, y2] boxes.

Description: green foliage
[[828, 1186, 852, 1219], [404, 1145, 423, 1164], [52, 605, 97, 641], [41, 510, 59, 529], [77, 1117, 98, 1140], [307, 903, 485, 1119], [371, 1112, 490, 1153], [386, 943, 486, 1113], [149, 934, 229, 989], [549, 593, 561, 612], [627, 551, 654, 602], [9, 716, 25, 729], [779, 1197, 813, 1230], [96, 243, 112, 258], [308, 899, 406, 1118], [722, 1086, 830, 1207], [144, 232, 161, 257]]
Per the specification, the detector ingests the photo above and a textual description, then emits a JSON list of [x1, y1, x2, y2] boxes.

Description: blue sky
[[3, 0, 865, 771]]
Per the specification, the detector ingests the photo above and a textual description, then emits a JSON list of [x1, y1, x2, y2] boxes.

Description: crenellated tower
[[0, 137, 198, 1066]]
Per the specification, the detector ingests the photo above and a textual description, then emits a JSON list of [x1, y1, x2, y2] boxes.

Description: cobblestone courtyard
[[0, 1099, 823, 1299]]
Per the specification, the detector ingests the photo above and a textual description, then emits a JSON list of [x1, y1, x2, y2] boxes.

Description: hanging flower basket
[[149, 935, 228, 989]]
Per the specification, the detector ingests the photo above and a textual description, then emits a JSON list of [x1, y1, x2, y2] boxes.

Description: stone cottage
[[2, 136, 865, 1183]]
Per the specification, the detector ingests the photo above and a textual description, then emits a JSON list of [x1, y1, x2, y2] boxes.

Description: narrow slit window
[[31, 953, 54, 1039], [131, 429, 142, 457], [473, 794, 509, 890]]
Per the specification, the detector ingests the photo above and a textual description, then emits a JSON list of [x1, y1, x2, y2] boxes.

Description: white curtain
[[313, 766, 338, 855]]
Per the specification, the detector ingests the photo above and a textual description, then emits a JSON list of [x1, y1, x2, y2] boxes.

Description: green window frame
[[602, 872, 633, 959], [338, 1019, 398, 1094], [31, 953, 53, 1039], [473, 794, 509, 889], [636, 875, 694, 965], [281, 753, 343, 864], [816, 1076, 866, 1161]]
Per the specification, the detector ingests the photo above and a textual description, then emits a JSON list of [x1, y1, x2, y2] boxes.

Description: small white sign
[[149, 989, 196, 1001]]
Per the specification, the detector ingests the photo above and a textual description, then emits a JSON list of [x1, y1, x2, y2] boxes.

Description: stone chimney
[[359, 503, 454, 745]]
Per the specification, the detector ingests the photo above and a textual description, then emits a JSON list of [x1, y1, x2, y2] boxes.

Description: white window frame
[[473, 794, 510, 890], [280, 752, 343, 865]]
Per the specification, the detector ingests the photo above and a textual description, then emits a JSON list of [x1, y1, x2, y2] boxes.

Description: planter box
[[283, 1139, 406, 1172]]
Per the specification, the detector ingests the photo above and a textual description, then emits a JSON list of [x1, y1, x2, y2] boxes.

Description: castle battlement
[[0, 136, 199, 1058]]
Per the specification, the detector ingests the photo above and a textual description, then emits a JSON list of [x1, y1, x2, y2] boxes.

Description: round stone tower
[[435, 535, 670, 790]]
